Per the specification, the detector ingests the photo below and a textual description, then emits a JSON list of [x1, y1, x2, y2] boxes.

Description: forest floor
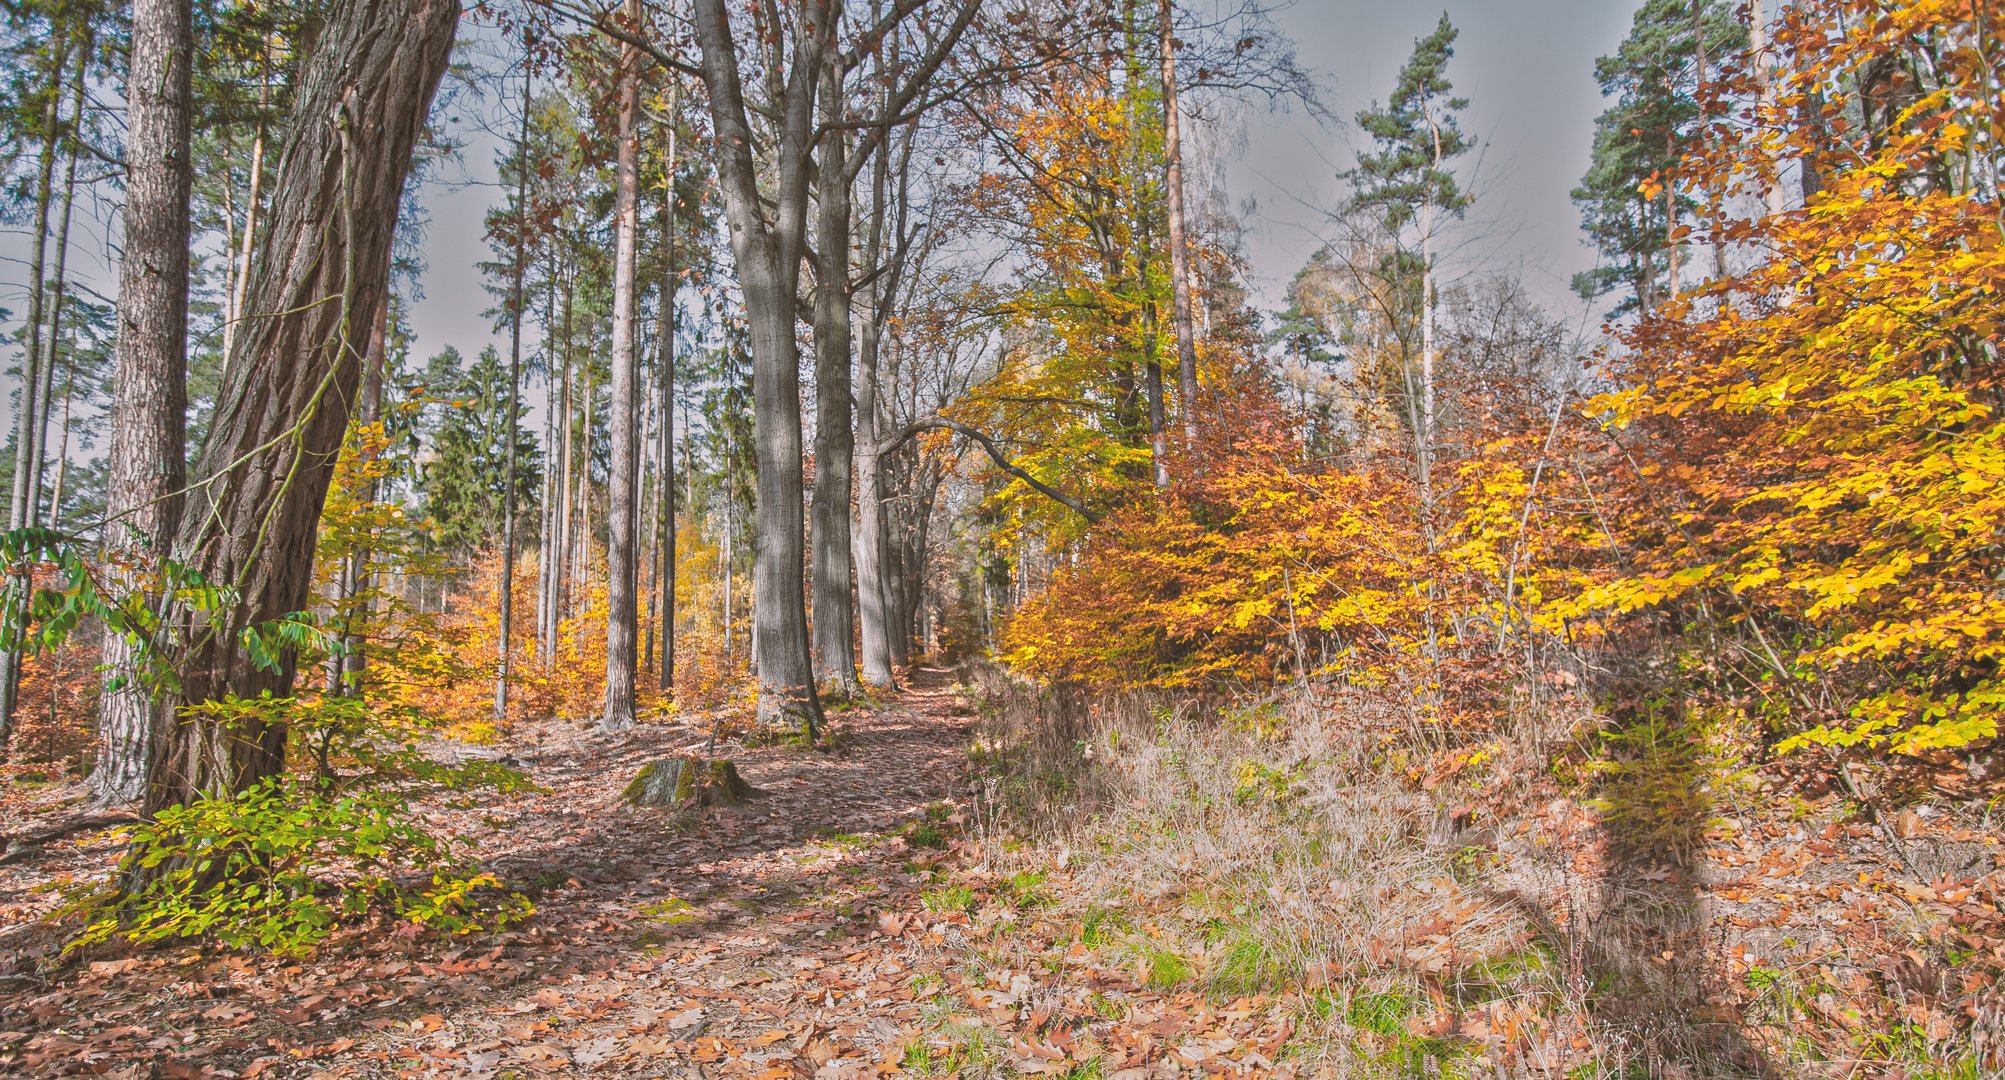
[[0, 668, 1292, 1078], [1, 670, 2001, 1078]]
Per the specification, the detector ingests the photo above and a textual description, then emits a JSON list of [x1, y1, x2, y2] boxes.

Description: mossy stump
[[622, 757, 756, 808]]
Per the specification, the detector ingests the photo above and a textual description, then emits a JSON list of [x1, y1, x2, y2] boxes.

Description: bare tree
[[1158, 0, 1198, 444]]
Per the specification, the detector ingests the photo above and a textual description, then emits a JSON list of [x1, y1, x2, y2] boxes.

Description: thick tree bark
[[93, 0, 192, 805], [603, 1, 643, 733], [810, 72, 860, 699], [691, 0, 828, 738], [1157, 0, 1199, 444], [142, 0, 458, 816]]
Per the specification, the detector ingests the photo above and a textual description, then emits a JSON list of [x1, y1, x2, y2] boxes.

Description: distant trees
[[1572, 0, 1744, 309], [418, 347, 542, 559], [1344, 14, 1471, 518]]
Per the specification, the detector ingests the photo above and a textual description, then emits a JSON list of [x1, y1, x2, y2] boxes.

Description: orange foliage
[[1573, 0, 2005, 754]]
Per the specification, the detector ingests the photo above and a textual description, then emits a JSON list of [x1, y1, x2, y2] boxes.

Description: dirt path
[[0, 670, 993, 1078]]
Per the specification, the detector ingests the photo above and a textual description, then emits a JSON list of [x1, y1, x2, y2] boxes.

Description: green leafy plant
[[63, 693, 535, 957]]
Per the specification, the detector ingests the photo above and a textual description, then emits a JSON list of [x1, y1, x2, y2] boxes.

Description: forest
[[0, 0, 2000, 1075]]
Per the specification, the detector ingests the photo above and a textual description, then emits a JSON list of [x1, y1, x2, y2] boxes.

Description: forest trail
[[336, 666, 987, 1077], [2, 671, 1009, 1077]]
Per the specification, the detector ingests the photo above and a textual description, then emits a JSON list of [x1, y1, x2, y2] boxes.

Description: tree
[[602, 0, 644, 733], [418, 347, 540, 558], [1157, 0, 1198, 446], [142, 0, 459, 817], [688, 0, 828, 737], [493, 35, 537, 728], [93, 0, 192, 803], [1571, 0, 1743, 309], [1344, 12, 1471, 518]]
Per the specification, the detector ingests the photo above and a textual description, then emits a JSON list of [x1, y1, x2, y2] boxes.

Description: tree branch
[[885, 417, 1101, 524]]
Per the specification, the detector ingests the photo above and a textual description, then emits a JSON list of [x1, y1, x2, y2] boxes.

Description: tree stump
[[622, 757, 756, 808]]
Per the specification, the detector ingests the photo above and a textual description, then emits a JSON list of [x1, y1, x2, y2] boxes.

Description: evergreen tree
[[1571, 0, 1744, 310], [1342, 12, 1471, 511], [420, 346, 542, 558]]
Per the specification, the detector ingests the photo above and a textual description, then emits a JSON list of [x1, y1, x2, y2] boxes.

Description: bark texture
[[692, 0, 829, 738], [94, 0, 193, 805], [603, 1, 643, 733], [143, 0, 458, 816], [1158, 0, 1199, 444], [810, 82, 859, 699]]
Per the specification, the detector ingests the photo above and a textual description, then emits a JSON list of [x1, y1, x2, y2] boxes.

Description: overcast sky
[[2, 0, 1639, 432]]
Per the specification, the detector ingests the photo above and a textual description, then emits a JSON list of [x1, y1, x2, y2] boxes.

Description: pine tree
[[1344, 12, 1471, 515], [1571, 0, 1744, 310]]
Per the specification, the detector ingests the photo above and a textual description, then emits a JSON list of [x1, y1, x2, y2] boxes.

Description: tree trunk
[[220, 69, 269, 376], [691, 0, 827, 739], [1158, 0, 1199, 445], [93, 0, 191, 805], [810, 68, 859, 699], [32, 36, 87, 533], [602, 0, 643, 733], [497, 55, 532, 728], [0, 32, 70, 751], [141, 0, 458, 817], [553, 271, 575, 662], [1747, 0, 1788, 219], [853, 310, 895, 688], [655, 103, 679, 693]]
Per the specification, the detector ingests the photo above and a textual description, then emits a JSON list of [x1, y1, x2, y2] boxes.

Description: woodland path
[[341, 666, 987, 1077], [0, 669, 1005, 1077]]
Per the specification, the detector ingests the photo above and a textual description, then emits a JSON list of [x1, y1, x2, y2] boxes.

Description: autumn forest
[[0, 0, 2001, 1076]]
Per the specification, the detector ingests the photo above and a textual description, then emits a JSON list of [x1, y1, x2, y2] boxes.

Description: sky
[[404, 0, 1640, 365], [1219, 0, 1639, 322], [2, 0, 1641, 436]]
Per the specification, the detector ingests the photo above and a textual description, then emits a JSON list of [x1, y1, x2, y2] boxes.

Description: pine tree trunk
[[220, 76, 268, 376], [602, 3, 643, 733], [93, 0, 190, 804], [692, 0, 826, 739], [0, 33, 70, 752], [141, 0, 457, 818], [32, 39, 86, 532], [553, 272, 575, 663], [655, 117, 678, 693]]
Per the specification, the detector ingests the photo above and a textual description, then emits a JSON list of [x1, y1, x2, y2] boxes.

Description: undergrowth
[[956, 663, 1995, 1078]]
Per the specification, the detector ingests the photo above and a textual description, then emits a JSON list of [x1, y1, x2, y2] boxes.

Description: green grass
[[1004, 870, 1051, 908], [1210, 931, 1302, 995], [1079, 906, 1131, 946], [635, 895, 699, 925], [1131, 941, 1192, 989], [921, 885, 976, 914], [1345, 989, 1413, 1037]]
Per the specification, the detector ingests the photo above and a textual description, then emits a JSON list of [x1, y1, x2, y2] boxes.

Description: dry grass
[[953, 663, 1995, 1079]]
